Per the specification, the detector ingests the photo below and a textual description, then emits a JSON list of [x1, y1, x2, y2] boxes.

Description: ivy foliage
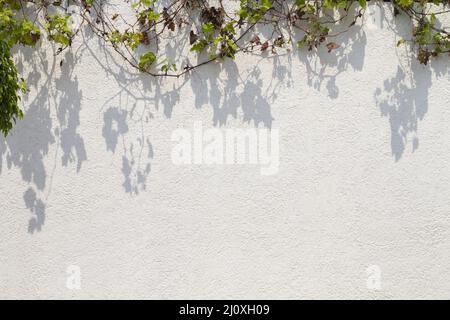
[[0, 40, 24, 136], [2, 0, 450, 136], [0, 0, 40, 136]]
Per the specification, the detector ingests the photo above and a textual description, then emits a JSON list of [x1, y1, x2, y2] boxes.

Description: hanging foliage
[[2, 0, 450, 136]]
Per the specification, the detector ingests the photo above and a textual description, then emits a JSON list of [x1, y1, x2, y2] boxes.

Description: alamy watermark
[[171, 122, 279, 175], [366, 265, 382, 291], [66, 265, 81, 290], [366, 3, 383, 30]]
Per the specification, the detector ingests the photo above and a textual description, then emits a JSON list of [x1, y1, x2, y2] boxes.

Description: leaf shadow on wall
[[3, 5, 450, 231], [188, 58, 275, 128], [89, 27, 280, 195], [374, 63, 432, 161], [93, 53, 156, 195], [290, 5, 367, 100], [373, 7, 450, 160], [0, 45, 86, 233], [102, 105, 154, 195]]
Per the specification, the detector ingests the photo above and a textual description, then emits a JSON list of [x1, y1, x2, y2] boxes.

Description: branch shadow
[[1, 42, 86, 233], [373, 5, 450, 160], [374, 63, 432, 160], [3, 2, 450, 232], [290, 5, 367, 99]]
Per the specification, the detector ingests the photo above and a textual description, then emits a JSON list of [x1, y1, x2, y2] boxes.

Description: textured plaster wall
[[1, 4, 450, 299]]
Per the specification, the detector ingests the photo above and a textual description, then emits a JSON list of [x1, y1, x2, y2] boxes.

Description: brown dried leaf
[[326, 42, 340, 53], [168, 21, 175, 32], [141, 32, 150, 45], [189, 30, 199, 45], [261, 41, 269, 52], [250, 35, 261, 45]]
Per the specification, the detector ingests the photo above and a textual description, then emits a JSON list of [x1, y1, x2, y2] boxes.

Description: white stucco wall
[[1, 3, 450, 299]]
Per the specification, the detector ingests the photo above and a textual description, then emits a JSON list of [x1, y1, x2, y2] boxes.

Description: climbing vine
[[1, 0, 450, 135]]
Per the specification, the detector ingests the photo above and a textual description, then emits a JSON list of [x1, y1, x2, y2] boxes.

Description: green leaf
[[297, 37, 307, 48], [260, 0, 272, 11], [222, 22, 236, 35], [45, 14, 72, 47], [190, 39, 209, 52], [138, 51, 156, 71], [202, 22, 215, 34], [397, 38, 406, 47], [396, 0, 413, 8], [0, 40, 24, 136]]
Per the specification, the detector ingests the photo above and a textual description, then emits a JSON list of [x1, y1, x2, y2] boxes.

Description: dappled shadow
[[121, 139, 154, 195], [3, 2, 450, 231], [297, 26, 367, 100], [0, 43, 85, 232], [96, 55, 279, 192], [1, 45, 55, 233], [89, 21, 281, 193], [57, 53, 86, 172], [102, 105, 153, 195], [282, 4, 368, 99], [374, 63, 432, 160], [189, 59, 276, 128], [103, 107, 129, 153], [372, 5, 449, 160], [23, 187, 46, 233]]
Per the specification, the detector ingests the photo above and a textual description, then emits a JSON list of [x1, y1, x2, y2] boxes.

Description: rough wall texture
[[1, 4, 450, 299]]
